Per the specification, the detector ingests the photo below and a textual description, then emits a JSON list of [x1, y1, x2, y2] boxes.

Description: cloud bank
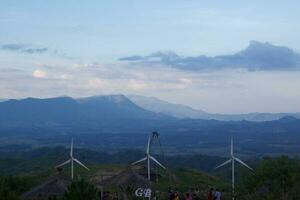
[[1, 41, 300, 113], [119, 41, 300, 71], [1, 44, 48, 54]]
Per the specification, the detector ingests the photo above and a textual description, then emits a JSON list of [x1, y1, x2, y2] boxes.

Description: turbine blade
[[70, 138, 73, 157], [147, 134, 151, 154], [214, 159, 232, 170], [55, 159, 71, 168], [234, 157, 253, 170], [73, 158, 89, 171], [131, 157, 147, 165], [231, 137, 233, 156], [150, 156, 166, 169]]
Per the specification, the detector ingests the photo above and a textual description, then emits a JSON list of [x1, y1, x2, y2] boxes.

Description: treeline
[[237, 156, 300, 200], [0, 175, 36, 200]]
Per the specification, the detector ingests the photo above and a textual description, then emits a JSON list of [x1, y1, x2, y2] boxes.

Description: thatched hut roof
[[21, 175, 71, 200]]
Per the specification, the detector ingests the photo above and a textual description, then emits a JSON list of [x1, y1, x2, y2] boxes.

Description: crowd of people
[[167, 188, 222, 200], [207, 188, 222, 200]]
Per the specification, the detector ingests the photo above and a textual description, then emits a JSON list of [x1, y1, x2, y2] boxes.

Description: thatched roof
[[21, 175, 71, 200]]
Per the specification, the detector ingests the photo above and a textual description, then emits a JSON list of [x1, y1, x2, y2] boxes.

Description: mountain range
[[0, 94, 299, 129], [0, 95, 171, 130], [0, 95, 300, 156], [128, 94, 300, 121]]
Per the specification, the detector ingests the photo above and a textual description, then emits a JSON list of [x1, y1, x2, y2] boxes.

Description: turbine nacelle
[[214, 157, 253, 171], [132, 155, 166, 170], [55, 138, 89, 180], [215, 136, 252, 170], [132, 132, 166, 181], [214, 137, 252, 200]]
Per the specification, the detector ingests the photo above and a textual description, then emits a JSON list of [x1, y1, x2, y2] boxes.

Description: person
[[194, 188, 200, 198], [174, 192, 180, 200], [169, 191, 175, 200], [214, 189, 221, 200], [207, 188, 214, 200], [152, 193, 157, 200], [185, 192, 192, 200], [154, 190, 160, 200]]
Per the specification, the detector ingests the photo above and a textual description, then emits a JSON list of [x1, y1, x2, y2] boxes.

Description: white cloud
[[2, 59, 300, 114], [127, 79, 147, 91], [88, 78, 109, 90], [33, 69, 47, 78], [60, 74, 73, 80], [179, 78, 193, 85]]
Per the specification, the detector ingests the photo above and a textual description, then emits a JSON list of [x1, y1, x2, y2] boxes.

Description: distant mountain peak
[[103, 94, 129, 103], [248, 40, 270, 46], [5, 96, 76, 104], [0, 95, 169, 128], [278, 116, 299, 122], [128, 94, 208, 119], [77, 94, 131, 105]]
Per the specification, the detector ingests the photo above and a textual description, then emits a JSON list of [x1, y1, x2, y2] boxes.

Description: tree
[[0, 188, 19, 200], [0, 175, 33, 200], [63, 179, 99, 200]]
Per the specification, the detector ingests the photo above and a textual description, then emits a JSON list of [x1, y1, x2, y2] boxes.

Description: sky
[[1, 0, 300, 114]]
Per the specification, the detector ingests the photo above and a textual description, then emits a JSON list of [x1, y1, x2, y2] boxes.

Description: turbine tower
[[56, 138, 89, 180], [214, 137, 253, 200], [132, 131, 166, 181]]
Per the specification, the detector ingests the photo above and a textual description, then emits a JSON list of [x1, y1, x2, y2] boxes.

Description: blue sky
[[1, 1, 300, 113], [2, 0, 300, 59]]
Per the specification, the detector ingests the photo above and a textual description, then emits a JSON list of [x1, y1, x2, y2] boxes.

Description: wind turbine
[[55, 138, 89, 180], [132, 131, 166, 181], [214, 137, 253, 200]]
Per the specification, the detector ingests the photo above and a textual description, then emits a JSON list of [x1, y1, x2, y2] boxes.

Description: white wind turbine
[[56, 138, 89, 180], [132, 131, 166, 181], [215, 137, 253, 200]]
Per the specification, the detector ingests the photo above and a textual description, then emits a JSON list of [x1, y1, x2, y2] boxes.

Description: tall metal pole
[[231, 137, 235, 200], [71, 158, 74, 180], [232, 158, 235, 200], [147, 156, 150, 181], [147, 134, 153, 200], [71, 138, 74, 180], [146, 134, 151, 181]]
